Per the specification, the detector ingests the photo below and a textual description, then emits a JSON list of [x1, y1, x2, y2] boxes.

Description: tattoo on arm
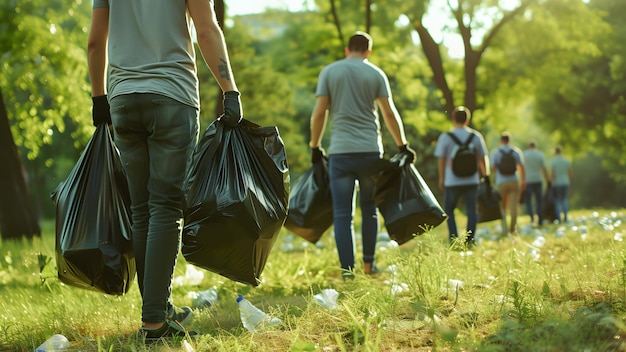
[[218, 58, 231, 80]]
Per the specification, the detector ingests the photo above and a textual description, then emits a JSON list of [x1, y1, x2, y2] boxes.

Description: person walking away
[[88, 0, 242, 340], [522, 141, 549, 226], [434, 106, 488, 246], [309, 32, 415, 279], [491, 132, 525, 236], [550, 146, 573, 223]]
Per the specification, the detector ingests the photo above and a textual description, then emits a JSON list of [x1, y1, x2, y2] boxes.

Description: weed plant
[[1, 209, 625, 351]]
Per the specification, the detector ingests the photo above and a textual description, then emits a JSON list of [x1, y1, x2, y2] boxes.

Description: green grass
[[1, 209, 626, 351]]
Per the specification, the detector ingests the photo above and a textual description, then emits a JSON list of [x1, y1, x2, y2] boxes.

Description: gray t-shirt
[[315, 57, 390, 154], [434, 127, 488, 187], [550, 156, 571, 186], [523, 148, 546, 183], [92, 0, 200, 108]]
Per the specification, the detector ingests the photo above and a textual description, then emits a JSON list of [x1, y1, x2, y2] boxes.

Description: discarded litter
[[237, 295, 282, 332], [188, 286, 218, 309], [35, 334, 69, 352], [313, 289, 339, 310]]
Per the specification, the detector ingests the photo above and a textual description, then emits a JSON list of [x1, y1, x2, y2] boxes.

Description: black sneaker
[[139, 320, 198, 342], [166, 305, 193, 325], [342, 271, 355, 281]]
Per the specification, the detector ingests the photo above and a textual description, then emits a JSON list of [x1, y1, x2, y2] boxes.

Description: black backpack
[[447, 132, 477, 177], [498, 149, 517, 175]]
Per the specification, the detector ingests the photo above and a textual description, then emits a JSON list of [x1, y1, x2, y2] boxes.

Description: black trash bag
[[283, 158, 333, 244], [182, 119, 289, 286], [51, 124, 135, 295], [542, 185, 557, 223], [477, 177, 502, 223], [374, 154, 447, 245]]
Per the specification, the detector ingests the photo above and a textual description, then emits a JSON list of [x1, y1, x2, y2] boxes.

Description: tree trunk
[[365, 0, 372, 34], [413, 23, 455, 114], [0, 88, 41, 239], [329, 0, 345, 46]]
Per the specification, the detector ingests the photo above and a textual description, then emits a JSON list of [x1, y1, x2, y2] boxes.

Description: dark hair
[[500, 131, 511, 143], [348, 31, 372, 53], [452, 106, 471, 123]]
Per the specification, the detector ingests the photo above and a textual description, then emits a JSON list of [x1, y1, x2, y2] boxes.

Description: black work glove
[[92, 95, 111, 126], [218, 91, 242, 127], [311, 146, 326, 164], [398, 144, 416, 164]]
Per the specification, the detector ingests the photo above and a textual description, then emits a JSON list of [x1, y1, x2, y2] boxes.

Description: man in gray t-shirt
[[309, 32, 415, 278], [523, 141, 549, 225], [88, 0, 241, 340]]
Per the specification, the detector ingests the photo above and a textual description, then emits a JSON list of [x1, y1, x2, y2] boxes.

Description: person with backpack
[[434, 106, 488, 246], [490, 132, 525, 236]]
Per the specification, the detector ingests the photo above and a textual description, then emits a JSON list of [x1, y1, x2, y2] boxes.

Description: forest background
[[1, 0, 625, 240]]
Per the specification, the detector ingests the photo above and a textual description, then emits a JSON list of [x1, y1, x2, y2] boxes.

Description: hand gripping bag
[[51, 124, 135, 295], [374, 154, 447, 245], [477, 177, 502, 223], [283, 158, 333, 244], [182, 119, 289, 286]]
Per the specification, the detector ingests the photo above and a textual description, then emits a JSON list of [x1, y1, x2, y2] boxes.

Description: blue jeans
[[553, 185, 569, 222], [444, 185, 479, 242], [524, 182, 543, 224], [110, 93, 199, 323], [328, 153, 381, 271]]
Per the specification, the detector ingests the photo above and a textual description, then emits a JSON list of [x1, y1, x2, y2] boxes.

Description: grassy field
[[1, 209, 625, 351]]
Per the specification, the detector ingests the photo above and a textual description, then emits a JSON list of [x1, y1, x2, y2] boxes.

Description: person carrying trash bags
[[87, 0, 242, 341], [309, 31, 416, 279], [434, 106, 489, 246]]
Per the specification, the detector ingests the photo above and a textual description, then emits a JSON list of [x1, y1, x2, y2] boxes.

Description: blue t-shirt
[[315, 57, 390, 155], [434, 127, 488, 187]]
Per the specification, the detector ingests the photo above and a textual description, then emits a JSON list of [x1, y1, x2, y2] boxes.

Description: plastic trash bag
[[374, 154, 447, 245], [477, 177, 502, 223], [542, 184, 557, 223], [182, 119, 289, 286], [51, 124, 135, 295], [283, 159, 333, 243]]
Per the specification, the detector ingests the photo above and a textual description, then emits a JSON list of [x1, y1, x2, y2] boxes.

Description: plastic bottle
[[34, 334, 70, 352], [237, 295, 268, 332], [236, 295, 282, 332]]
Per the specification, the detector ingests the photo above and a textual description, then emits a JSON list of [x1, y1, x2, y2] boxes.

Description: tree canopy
[[1, 0, 625, 231]]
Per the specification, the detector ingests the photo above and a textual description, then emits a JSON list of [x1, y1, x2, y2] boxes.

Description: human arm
[[188, 0, 238, 93], [377, 97, 416, 162], [518, 163, 526, 191], [478, 156, 487, 178], [438, 157, 446, 190], [377, 97, 408, 147], [568, 166, 573, 183], [87, 7, 111, 126], [309, 96, 330, 149], [88, 8, 108, 97]]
